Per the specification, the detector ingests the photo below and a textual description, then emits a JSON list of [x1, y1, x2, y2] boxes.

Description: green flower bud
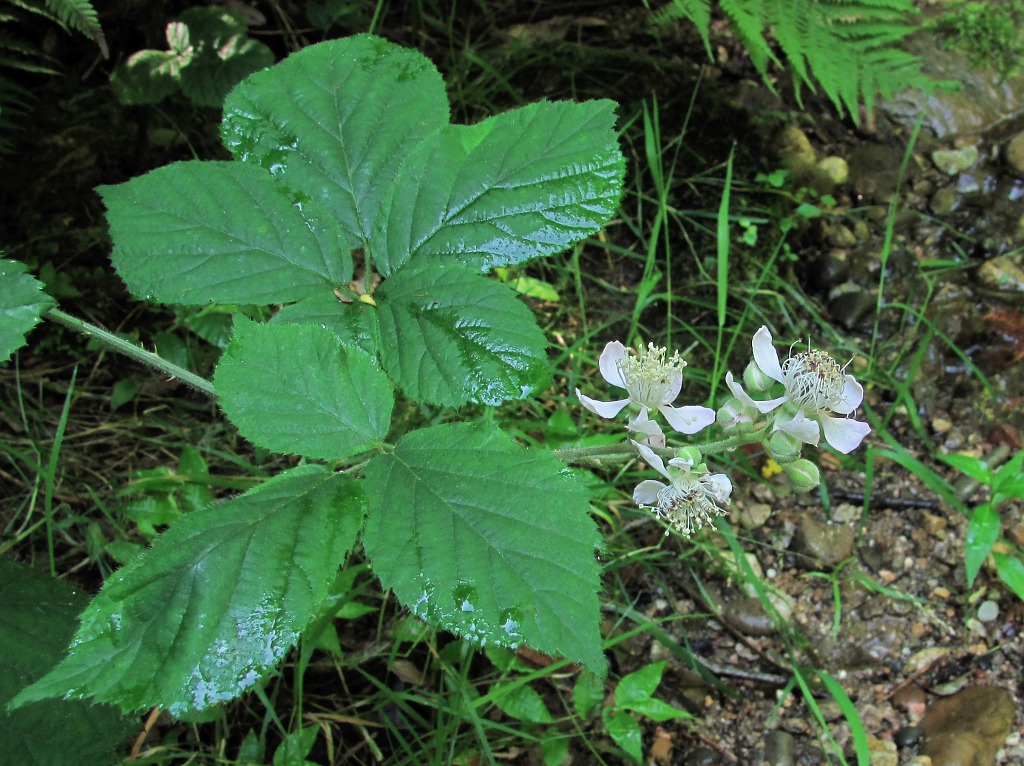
[[784, 459, 820, 492], [766, 430, 802, 463], [743, 360, 774, 393], [676, 446, 703, 466], [717, 396, 754, 433]]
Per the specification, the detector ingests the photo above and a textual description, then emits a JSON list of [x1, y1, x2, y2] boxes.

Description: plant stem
[[46, 308, 217, 399], [552, 425, 771, 465]]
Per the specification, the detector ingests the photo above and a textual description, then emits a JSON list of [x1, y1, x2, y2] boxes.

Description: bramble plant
[[2, 32, 873, 723]]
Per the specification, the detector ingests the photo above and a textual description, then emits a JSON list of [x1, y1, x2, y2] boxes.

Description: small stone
[[827, 281, 876, 330], [976, 599, 999, 622], [930, 186, 959, 215], [684, 746, 720, 766], [1006, 132, 1024, 177], [904, 646, 950, 675], [721, 550, 762, 581], [921, 686, 1015, 766], [776, 125, 817, 181], [907, 758, 934, 766], [794, 514, 855, 568], [738, 501, 772, 530], [893, 683, 927, 715], [825, 223, 857, 248], [813, 155, 849, 193], [931, 417, 952, 434], [763, 729, 795, 766], [932, 145, 979, 175], [721, 596, 776, 636], [895, 725, 923, 748], [978, 255, 1024, 293], [867, 734, 898, 766]]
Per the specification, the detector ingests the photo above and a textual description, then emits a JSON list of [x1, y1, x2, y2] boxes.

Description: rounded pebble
[[894, 725, 923, 748], [685, 746, 721, 766], [977, 600, 998, 622], [764, 729, 795, 766]]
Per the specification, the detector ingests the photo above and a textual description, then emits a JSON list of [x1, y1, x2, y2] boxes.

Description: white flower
[[726, 326, 870, 454], [626, 406, 666, 448], [631, 441, 732, 536], [576, 341, 715, 435]]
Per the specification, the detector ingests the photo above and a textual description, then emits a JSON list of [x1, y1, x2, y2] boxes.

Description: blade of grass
[[43, 365, 76, 576], [710, 146, 734, 400], [868, 113, 924, 374], [816, 670, 870, 766]]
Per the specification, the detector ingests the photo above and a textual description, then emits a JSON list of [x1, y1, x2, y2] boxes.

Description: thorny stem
[[46, 308, 217, 399], [551, 423, 772, 465]]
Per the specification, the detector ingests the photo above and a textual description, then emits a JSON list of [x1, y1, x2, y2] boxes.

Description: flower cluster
[[631, 442, 732, 535], [576, 327, 870, 536], [576, 340, 714, 448]]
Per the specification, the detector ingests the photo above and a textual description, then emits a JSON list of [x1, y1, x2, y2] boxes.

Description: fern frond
[[43, 0, 107, 56], [719, 0, 778, 76], [653, 0, 714, 59], [44, 0, 96, 36], [653, 0, 930, 125]]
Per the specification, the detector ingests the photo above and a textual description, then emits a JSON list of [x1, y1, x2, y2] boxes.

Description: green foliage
[[0, 258, 55, 362], [0, 558, 134, 764], [214, 320, 394, 460], [110, 8, 273, 108], [602, 661, 691, 763], [937, 450, 1024, 596], [362, 422, 605, 673], [44, 0, 103, 48], [13, 465, 366, 716], [933, 0, 1024, 79], [0, 0, 104, 155], [7, 33, 624, 717], [654, 0, 930, 125]]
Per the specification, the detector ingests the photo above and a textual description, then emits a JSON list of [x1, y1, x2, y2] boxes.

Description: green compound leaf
[[362, 422, 605, 674], [0, 559, 134, 766], [99, 161, 351, 306], [271, 292, 379, 356], [11, 465, 365, 716], [371, 99, 625, 276], [222, 34, 449, 245], [374, 261, 549, 407], [0, 259, 55, 363], [215, 320, 393, 461]]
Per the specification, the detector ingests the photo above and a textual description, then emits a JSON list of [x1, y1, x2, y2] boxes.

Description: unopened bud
[[767, 431, 801, 463], [717, 397, 754, 433], [743, 360, 774, 393], [784, 459, 820, 492]]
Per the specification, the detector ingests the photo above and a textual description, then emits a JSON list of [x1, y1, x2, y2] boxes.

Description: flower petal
[[659, 404, 716, 434], [752, 326, 784, 383], [627, 407, 666, 448], [776, 410, 821, 446], [821, 415, 871, 454], [577, 389, 631, 418], [661, 371, 683, 406], [707, 474, 732, 504], [598, 341, 629, 388], [832, 375, 864, 415], [632, 440, 670, 480], [727, 371, 786, 414], [633, 479, 666, 505]]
